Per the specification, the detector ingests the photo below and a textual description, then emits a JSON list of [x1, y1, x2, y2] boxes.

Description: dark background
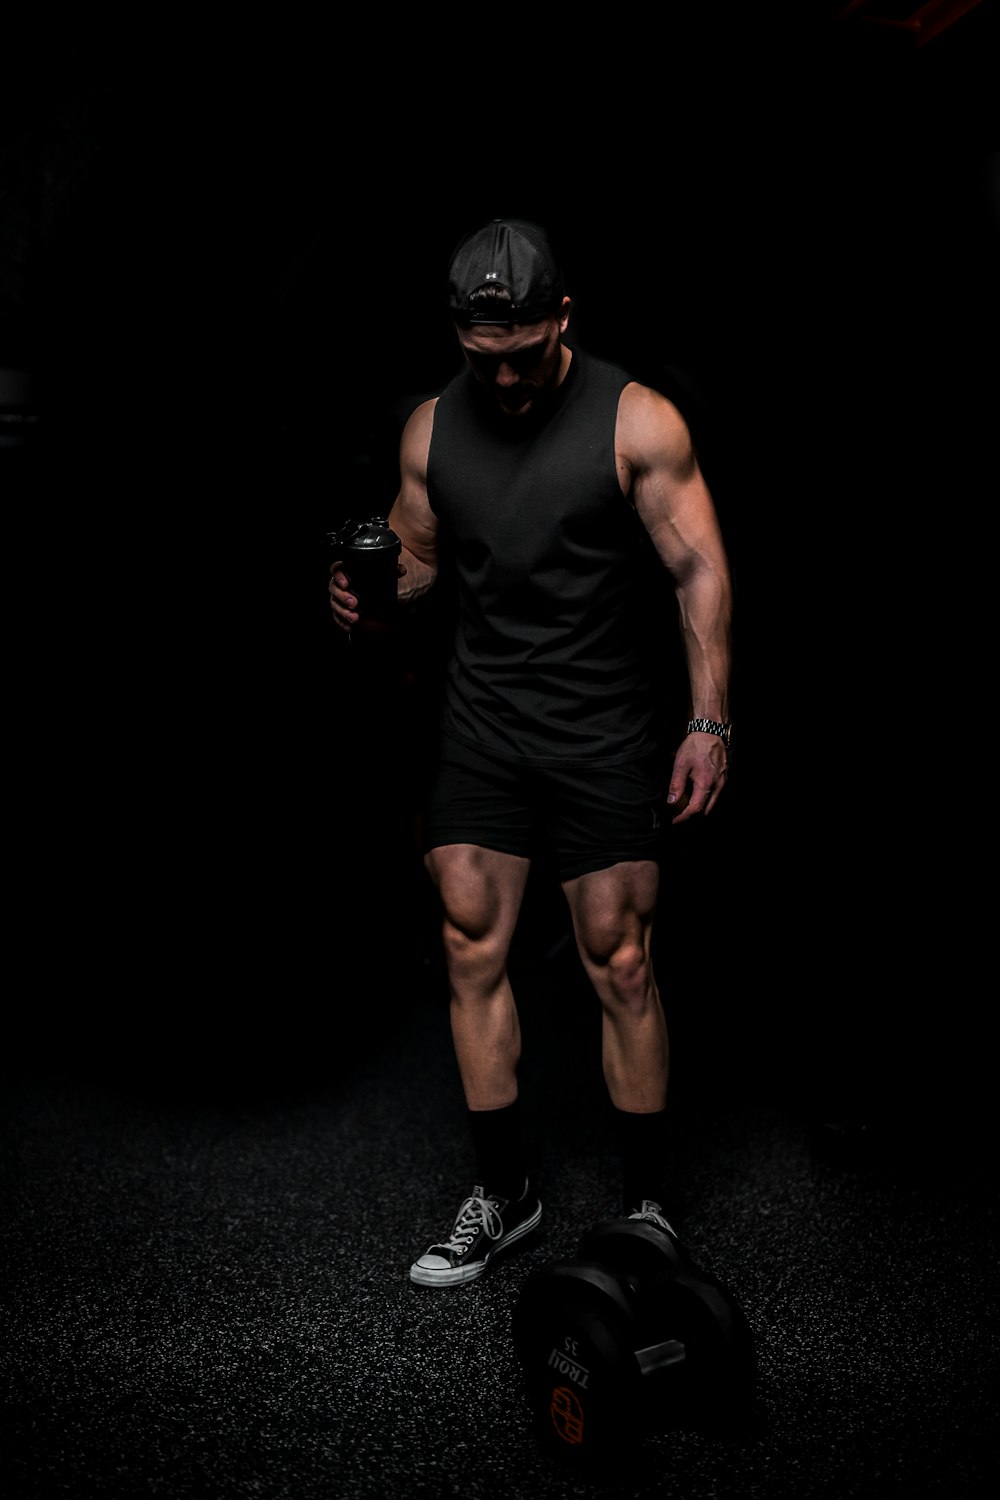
[[2, 12, 998, 1500], [2, 5, 996, 1120]]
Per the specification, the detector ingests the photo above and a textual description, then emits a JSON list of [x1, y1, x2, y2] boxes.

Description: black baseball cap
[[447, 217, 565, 325]]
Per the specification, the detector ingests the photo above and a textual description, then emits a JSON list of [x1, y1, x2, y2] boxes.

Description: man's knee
[[441, 916, 508, 986], [590, 938, 652, 1007]]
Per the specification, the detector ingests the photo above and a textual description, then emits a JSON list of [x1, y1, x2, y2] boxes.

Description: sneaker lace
[[628, 1199, 676, 1235], [439, 1189, 504, 1253]]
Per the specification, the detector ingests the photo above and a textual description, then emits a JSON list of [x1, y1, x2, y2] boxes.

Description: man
[[330, 218, 733, 1288]]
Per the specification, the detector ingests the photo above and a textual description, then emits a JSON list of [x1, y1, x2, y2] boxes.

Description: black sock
[[613, 1106, 670, 1216], [467, 1100, 527, 1200]]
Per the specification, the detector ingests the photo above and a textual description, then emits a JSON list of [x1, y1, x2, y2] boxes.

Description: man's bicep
[[391, 495, 438, 570], [389, 399, 439, 566], [633, 453, 722, 577]]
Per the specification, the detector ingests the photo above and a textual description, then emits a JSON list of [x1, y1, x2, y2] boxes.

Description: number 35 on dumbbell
[[511, 1217, 755, 1460]]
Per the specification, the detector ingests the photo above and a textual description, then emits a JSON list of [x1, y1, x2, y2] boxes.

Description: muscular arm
[[329, 398, 440, 630], [388, 398, 439, 606], [617, 382, 734, 819]]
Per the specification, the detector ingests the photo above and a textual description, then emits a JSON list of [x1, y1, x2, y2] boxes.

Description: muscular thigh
[[562, 859, 660, 961], [425, 843, 531, 944]]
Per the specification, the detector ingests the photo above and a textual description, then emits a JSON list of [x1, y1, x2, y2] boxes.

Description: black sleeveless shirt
[[426, 347, 660, 767]]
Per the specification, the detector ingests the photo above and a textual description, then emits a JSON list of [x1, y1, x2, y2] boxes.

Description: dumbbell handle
[[634, 1338, 686, 1380]]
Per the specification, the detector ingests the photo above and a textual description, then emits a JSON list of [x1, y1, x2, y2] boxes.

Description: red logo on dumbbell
[[550, 1385, 585, 1445]]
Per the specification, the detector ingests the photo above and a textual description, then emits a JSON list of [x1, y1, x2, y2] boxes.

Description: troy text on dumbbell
[[547, 1338, 591, 1390]]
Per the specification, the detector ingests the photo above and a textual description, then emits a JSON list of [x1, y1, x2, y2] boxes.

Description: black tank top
[[426, 347, 659, 766]]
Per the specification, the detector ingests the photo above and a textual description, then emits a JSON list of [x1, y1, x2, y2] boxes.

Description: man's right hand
[[329, 563, 358, 632], [329, 560, 408, 632]]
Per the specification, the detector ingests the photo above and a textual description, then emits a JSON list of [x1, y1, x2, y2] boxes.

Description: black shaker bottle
[[329, 516, 402, 635]]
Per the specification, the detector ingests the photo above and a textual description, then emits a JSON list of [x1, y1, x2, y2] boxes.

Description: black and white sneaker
[[409, 1182, 542, 1287], [626, 1199, 678, 1236]]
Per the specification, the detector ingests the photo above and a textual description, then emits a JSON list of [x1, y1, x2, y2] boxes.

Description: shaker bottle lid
[[343, 517, 401, 550]]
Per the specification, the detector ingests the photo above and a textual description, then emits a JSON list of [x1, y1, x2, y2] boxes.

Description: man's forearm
[[398, 544, 438, 606], [677, 573, 732, 720]]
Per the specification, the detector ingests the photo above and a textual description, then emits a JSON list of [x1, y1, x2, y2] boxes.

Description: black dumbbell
[[511, 1217, 754, 1461]]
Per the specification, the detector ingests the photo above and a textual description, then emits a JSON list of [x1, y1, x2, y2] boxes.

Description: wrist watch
[[687, 717, 732, 749]]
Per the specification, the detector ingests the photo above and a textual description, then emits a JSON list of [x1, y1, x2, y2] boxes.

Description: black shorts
[[421, 735, 666, 881]]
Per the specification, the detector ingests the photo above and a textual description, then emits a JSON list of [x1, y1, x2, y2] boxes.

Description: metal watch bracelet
[[687, 717, 731, 747]]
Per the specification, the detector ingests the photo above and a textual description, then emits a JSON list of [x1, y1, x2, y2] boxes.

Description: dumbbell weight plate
[[511, 1259, 645, 1457], [640, 1264, 756, 1418], [577, 1217, 692, 1281], [576, 1219, 755, 1419]]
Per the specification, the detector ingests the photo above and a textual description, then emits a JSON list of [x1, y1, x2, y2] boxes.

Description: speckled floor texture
[[2, 906, 996, 1500]]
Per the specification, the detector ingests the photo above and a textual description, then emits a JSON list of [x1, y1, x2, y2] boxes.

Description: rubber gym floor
[[3, 841, 996, 1500]]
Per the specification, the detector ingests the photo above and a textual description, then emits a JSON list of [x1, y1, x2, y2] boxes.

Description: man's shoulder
[[401, 394, 440, 469], [615, 379, 693, 471], [617, 377, 683, 422]]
